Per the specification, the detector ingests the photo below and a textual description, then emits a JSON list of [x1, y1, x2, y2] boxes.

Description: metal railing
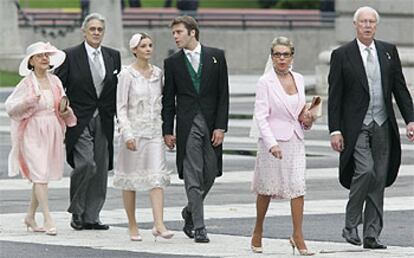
[[18, 8, 335, 37]]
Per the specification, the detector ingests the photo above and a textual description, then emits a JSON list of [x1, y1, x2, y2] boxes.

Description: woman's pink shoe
[[24, 217, 45, 232], [151, 227, 174, 241]]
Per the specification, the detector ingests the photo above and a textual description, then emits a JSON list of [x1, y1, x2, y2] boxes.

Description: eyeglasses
[[272, 52, 293, 58], [88, 26, 104, 33]]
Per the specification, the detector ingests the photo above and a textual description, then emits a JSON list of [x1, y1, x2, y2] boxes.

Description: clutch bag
[[299, 96, 322, 122], [59, 96, 69, 113], [308, 96, 322, 118]]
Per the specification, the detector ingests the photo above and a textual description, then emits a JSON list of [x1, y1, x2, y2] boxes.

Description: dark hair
[[27, 56, 53, 70], [131, 32, 152, 57], [170, 16, 199, 41]]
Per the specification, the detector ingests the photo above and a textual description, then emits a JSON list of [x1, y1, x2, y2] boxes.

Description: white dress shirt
[[183, 42, 201, 71], [356, 39, 378, 72]]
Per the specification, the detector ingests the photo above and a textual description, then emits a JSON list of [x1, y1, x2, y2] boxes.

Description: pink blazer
[[254, 69, 306, 151]]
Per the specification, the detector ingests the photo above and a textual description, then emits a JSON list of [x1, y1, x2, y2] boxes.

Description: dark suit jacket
[[162, 45, 229, 179], [328, 39, 414, 189], [55, 43, 121, 170]]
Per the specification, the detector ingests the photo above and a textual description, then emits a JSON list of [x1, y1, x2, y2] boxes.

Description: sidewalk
[[1, 167, 414, 257], [0, 213, 413, 258]]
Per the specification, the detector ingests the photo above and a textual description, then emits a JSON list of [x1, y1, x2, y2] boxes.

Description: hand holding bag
[[59, 96, 69, 113], [299, 96, 322, 122], [308, 96, 322, 118]]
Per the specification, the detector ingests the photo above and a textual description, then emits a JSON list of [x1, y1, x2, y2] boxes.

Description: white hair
[[81, 13, 106, 30], [353, 6, 380, 24]]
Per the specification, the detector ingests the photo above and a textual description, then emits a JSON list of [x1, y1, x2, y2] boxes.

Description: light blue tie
[[91, 50, 104, 96], [365, 47, 378, 82]]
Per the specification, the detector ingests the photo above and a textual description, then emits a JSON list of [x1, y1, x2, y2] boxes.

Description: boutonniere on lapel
[[212, 56, 217, 64], [385, 52, 391, 60]]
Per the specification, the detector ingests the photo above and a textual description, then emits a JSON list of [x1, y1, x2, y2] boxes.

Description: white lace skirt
[[251, 134, 306, 199], [113, 137, 171, 191]]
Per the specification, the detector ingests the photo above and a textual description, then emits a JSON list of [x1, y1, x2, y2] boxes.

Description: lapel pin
[[212, 57, 217, 63], [386, 52, 391, 60]]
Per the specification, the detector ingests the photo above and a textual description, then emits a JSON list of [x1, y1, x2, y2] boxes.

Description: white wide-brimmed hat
[[19, 41, 66, 76]]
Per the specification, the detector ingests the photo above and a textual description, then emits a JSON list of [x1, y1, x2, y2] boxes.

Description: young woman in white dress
[[114, 33, 173, 241]]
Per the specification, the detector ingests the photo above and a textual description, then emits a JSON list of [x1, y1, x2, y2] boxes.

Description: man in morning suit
[[55, 13, 121, 230], [162, 16, 229, 243], [328, 6, 414, 249]]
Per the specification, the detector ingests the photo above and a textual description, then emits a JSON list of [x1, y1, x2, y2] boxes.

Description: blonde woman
[[250, 37, 314, 255]]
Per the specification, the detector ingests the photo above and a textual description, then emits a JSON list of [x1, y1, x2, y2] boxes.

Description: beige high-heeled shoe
[[289, 237, 315, 256], [128, 228, 143, 241], [24, 217, 45, 232], [130, 233, 143, 241], [45, 227, 57, 236], [43, 222, 57, 236], [251, 233, 263, 253], [251, 245, 263, 253], [151, 227, 174, 241]]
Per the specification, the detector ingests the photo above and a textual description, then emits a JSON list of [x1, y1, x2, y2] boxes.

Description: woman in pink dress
[[250, 37, 315, 255], [6, 42, 77, 236], [113, 33, 173, 241]]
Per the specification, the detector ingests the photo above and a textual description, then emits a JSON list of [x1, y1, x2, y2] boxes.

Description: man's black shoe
[[83, 222, 110, 230], [194, 228, 210, 243], [70, 214, 83, 230], [181, 207, 194, 239], [342, 227, 361, 246], [363, 237, 387, 249]]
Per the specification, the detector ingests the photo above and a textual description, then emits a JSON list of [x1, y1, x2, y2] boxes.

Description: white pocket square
[[113, 69, 118, 74]]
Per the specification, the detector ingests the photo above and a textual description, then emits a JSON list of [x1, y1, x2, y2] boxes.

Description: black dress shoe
[[83, 222, 110, 230], [363, 237, 387, 249], [70, 214, 83, 230], [181, 207, 194, 239], [342, 227, 361, 246], [194, 228, 210, 243]]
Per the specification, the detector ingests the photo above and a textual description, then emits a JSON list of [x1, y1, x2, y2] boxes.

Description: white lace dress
[[113, 65, 171, 191], [251, 93, 306, 199]]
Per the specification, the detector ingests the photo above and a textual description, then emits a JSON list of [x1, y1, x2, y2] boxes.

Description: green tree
[[276, 0, 320, 9], [258, 0, 278, 8]]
